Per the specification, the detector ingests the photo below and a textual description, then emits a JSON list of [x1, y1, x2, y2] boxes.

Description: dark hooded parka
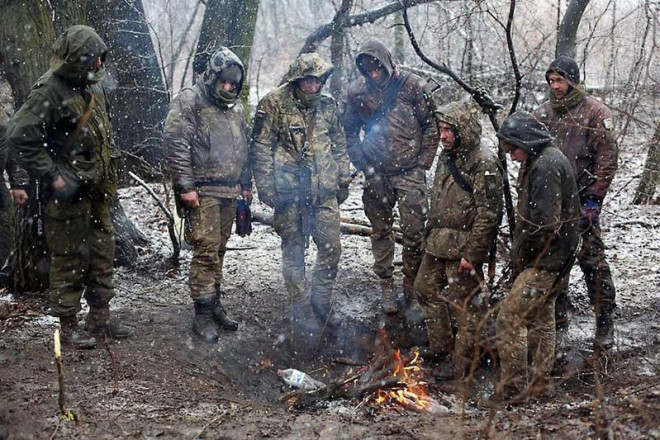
[[495, 110, 580, 396], [342, 38, 439, 306], [7, 25, 119, 318]]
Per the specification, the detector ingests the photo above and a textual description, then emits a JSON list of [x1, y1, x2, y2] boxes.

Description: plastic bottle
[[277, 368, 325, 390]]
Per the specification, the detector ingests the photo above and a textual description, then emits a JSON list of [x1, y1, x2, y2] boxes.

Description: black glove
[[337, 186, 349, 205]]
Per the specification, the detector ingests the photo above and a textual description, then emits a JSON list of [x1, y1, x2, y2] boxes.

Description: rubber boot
[[380, 277, 398, 314], [60, 315, 97, 349], [193, 298, 219, 342], [594, 312, 614, 352], [87, 306, 134, 340], [212, 294, 238, 331]]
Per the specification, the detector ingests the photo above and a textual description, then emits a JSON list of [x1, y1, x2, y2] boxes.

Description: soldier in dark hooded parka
[[494, 111, 580, 400], [163, 47, 251, 342], [8, 25, 132, 348], [342, 38, 439, 314]]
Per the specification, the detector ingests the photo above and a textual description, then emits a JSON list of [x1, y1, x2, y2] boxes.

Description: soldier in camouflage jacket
[[250, 53, 351, 330]]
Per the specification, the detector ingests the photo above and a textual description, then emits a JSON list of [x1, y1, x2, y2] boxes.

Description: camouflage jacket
[[163, 74, 250, 199], [534, 95, 618, 203], [342, 38, 439, 176], [426, 103, 503, 264], [7, 26, 117, 200], [250, 84, 351, 207]]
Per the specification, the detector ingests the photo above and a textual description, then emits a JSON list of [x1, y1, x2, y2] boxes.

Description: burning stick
[[53, 330, 76, 421]]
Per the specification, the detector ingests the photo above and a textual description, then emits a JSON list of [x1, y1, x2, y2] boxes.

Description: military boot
[[193, 298, 218, 342], [60, 315, 97, 349], [311, 295, 341, 329], [212, 294, 238, 331], [380, 277, 398, 314], [87, 306, 134, 340], [594, 313, 614, 352]]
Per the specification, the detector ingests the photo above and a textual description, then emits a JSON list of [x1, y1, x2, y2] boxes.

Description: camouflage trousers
[[45, 192, 115, 317], [497, 268, 558, 393], [273, 197, 341, 305], [555, 224, 616, 328], [362, 167, 427, 286], [0, 184, 13, 268], [414, 253, 486, 375], [185, 196, 235, 301]]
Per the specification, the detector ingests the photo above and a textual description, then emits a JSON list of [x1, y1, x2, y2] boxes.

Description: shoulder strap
[[282, 108, 318, 165], [446, 155, 473, 194], [365, 71, 411, 131], [63, 92, 95, 150]]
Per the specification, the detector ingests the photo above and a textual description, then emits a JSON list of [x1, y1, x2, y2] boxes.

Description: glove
[[235, 198, 252, 237], [337, 186, 349, 205], [580, 199, 600, 229]]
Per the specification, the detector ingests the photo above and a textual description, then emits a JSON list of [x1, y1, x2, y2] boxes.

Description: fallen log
[[252, 211, 403, 244]]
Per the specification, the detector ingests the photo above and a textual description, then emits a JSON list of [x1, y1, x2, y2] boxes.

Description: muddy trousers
[[555, 224, 616, 328], [497, 268, 558, 393], [45, 193, 115, 317], [362, 167, 427, 288], [414, 253, 485, 375], [273, 198, 341, 306], [185, 196, 235, 301]]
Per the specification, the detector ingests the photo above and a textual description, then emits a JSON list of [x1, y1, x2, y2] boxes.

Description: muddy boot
[[594, 313, 614, 352], [311, 295, 341, 329], [60, 315, 97, 349], [380, 277, 397, 314], [193, 298, 218, 342], [212, 294, 238, 331], [88, 306, 134, 340]]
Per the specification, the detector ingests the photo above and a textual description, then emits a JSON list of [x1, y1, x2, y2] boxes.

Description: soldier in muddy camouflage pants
[[494, 111, 580, 401], [164, 47, 251, 342], [250, 53, 351, 330]]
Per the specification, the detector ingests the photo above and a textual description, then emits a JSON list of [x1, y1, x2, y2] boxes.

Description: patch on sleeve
[[484, 171, 499, 201], [252, 109, 267, 139], [602, 118, 614, 131]]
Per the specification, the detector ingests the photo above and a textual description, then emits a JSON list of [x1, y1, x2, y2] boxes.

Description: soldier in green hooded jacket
[[7, 25, 132, 349], [250, 53, 351, 329], [414, 102, 503, 379]]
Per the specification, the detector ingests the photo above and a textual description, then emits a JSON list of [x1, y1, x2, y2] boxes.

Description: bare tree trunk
[[633, 125, 660, 204], [555, 0, 591, 58], [329, 0, 354, 98], [0, 0, 55, 107], [193, 0, 259, 78], [87, 0, 168, 177]]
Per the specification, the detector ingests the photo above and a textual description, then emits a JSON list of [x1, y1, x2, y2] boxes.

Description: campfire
[[279, 332, 446, 414]]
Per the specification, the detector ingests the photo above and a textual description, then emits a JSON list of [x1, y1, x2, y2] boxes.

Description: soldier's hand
[[180, 190, 199, 208], [242, 189, 253, 204], [52, 175, 67, 191], [458, 257, 476, 276], [11, 189, 28, 207]]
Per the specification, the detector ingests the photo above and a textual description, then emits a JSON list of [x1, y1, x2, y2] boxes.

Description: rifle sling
[[364, 71, 411, 133], [64, 93, 96, 151], [446, 156, 474, 194]]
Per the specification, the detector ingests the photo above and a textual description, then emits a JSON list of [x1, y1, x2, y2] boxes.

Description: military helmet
[[285, 53, 334, 85], [203, 47, 245, 97]]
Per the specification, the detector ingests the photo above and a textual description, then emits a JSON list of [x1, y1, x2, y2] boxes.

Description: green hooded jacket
[[425, 103, 503, 264], [7, 25, 117, 201]]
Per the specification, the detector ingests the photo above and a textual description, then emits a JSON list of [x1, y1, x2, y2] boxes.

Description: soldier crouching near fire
[[490, 111, 580, 403], [250, 53, 351, 331], [414, 102, 503, 380], [7, 25, 133, 348], [163, 47, 250, 342]]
